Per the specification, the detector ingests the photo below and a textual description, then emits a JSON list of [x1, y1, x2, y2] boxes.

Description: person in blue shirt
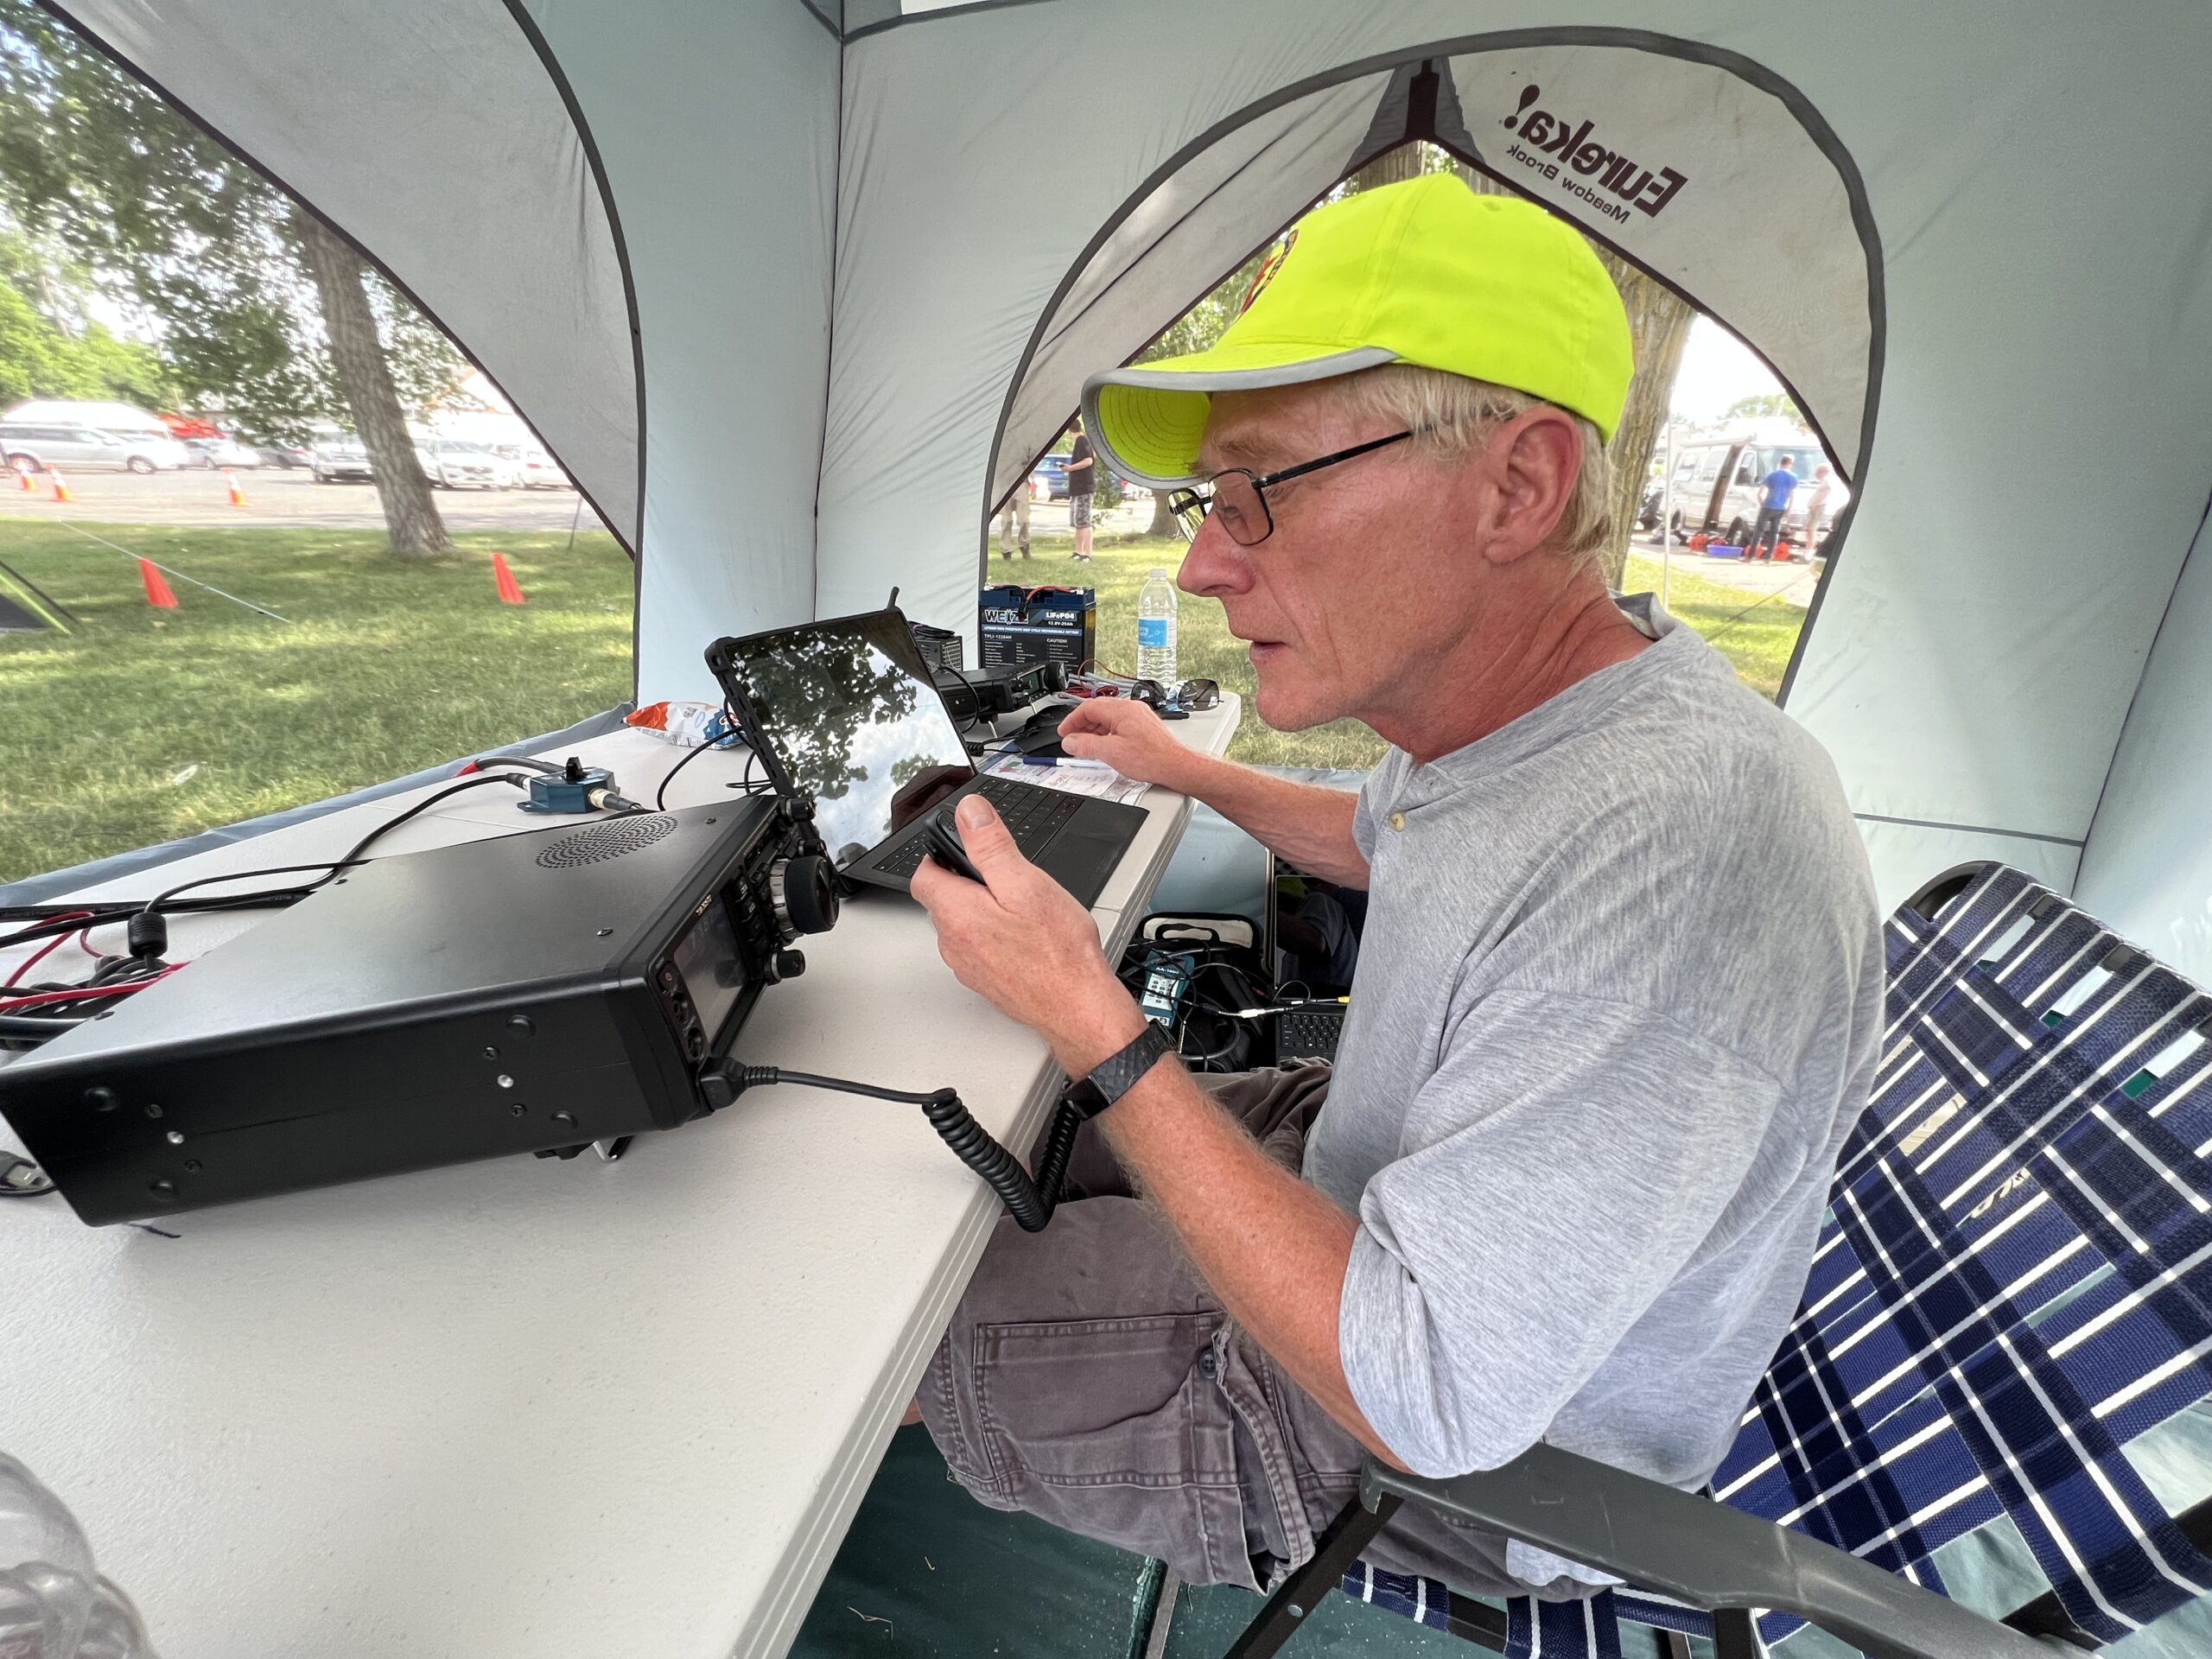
[[1746, 454, 1798, 561]]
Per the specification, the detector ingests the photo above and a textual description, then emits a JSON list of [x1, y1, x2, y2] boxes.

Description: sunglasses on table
[[1166, 429, 1414, 547]]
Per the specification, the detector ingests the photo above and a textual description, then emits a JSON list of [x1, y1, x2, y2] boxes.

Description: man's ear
[[1472, 408, 1582, 567]]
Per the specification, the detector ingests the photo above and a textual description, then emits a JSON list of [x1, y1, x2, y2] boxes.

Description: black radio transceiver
[[0, 799, 837, 1225]]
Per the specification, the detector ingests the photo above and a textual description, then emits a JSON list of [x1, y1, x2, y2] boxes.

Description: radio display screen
[[671, 896, 745, 1043]]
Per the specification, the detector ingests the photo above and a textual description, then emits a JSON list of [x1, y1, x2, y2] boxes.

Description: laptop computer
[[703, 608, 1149, 908]]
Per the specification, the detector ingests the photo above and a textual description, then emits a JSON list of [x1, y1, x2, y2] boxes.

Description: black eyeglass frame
[[1166, 429, 1415, 546]]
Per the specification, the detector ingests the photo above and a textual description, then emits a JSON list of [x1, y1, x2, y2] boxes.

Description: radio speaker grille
[[536, 814, 677, 868]]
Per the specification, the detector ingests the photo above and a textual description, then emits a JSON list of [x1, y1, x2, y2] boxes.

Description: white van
[[1646, 434, 1845, 549], [0, 423, 190, 474]]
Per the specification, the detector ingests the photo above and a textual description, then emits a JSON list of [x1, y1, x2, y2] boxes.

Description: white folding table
[[0, 696, 1238, 1658]]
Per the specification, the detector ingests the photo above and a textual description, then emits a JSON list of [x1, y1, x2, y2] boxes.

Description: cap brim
[[1083, 345, 1396, 488]]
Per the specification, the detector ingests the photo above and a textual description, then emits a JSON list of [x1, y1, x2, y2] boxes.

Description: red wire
[[0, 963, 184, 1013], [3, 912, 92, 988]]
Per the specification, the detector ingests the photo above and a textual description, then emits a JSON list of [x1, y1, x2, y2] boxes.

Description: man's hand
[[909, 795, 1146, 1076], [1058, 698, 1200, 790]]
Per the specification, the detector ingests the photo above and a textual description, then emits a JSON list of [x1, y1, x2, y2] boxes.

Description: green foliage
[[0, 263, 172, 407], [0, 0, 467, 441], [1726, 391, 1802, 423]]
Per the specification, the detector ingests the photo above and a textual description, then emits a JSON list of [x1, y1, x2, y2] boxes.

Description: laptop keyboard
[[874, 774, 1085, 878], [1275, 1006, 1345, 1063]]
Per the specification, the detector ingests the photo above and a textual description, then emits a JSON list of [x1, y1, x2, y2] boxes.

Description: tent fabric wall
[[519, 0, 839, 707], [988, 71, 1400, 513], [2075, 501, 2212, 985], [48, 0, 643, 556]]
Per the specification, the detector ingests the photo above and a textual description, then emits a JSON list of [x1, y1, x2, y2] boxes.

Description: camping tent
[[29, 0, 2212, 980]]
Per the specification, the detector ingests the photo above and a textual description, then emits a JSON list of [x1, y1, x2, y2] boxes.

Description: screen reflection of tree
[[736, 631, 969, 851]]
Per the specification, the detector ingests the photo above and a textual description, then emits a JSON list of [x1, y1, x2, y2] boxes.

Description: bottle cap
[[1149, 568, 1167, 578]]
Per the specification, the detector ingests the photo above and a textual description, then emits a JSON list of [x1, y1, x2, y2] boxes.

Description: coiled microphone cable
[[715, 1065, 1082, 1232]]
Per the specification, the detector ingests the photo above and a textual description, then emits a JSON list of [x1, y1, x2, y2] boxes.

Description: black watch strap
[[1065, 1020, 1176, 1118]]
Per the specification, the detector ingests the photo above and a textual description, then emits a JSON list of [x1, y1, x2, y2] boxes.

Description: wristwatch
[[1063, 1020, 1177, 1118]]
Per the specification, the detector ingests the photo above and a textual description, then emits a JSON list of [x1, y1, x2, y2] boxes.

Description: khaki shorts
[[919, 1062, 1556, 1599]]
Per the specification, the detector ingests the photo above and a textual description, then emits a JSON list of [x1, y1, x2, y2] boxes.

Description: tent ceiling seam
[[1853, 812, 2084, 850], [799, 0, 842, 42], [2075, 483, 2212, 877], [817, 18, 848, 617], [499, 0, 651, 692]]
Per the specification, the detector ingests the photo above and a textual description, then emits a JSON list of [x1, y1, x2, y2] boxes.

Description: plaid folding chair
[[1228, 862, 2212, 1657]]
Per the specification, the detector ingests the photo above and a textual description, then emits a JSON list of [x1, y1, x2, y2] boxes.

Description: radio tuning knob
[[771, 950, 807, 982], [769, 855, 839, 936]]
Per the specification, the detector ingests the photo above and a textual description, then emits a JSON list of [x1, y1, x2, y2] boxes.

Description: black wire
[[1, 773, 542, 954], [655, 734, 753, 812], [729, 1065, 1084, 1233], [135, 773, 535, 919], [0, 1013, 91, 1036]]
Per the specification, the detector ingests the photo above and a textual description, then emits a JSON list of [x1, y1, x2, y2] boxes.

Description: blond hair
[[1319, 364, 1613, 563]]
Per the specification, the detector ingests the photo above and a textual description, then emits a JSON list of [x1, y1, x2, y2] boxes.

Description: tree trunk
[[293, 209, 450, 558], [1592, 257, 1694, 589], [1352, 144, 1425, 194], [1147, 488, 1179, 537], [1449, 163, 1693, 588]]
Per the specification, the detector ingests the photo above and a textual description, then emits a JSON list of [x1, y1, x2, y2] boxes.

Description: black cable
[[723, 1065, 1084, 1233], [134, 773, 537, 921], [0, 1013, 91, 1036], [655, 734, 752, 811], [467, 753, 563, 775]]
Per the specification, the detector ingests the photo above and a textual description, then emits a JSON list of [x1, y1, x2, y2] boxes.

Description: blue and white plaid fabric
[[1336, 864, 2212, 1655]]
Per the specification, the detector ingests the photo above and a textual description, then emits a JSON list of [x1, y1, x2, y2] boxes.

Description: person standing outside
[[1067, 414, 1096, 562], [1800, 462, 1836, 563], [998, 474, 1032, 560], [1746, 453, 1797, 561]]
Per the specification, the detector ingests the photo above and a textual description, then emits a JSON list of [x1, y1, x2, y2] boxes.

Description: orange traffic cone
[[16, 467, 31, 492], [225, 469, 246, 508], [492, 552, 526, 606], [139, 560, 178, 609], [49, 468, 71, 503]]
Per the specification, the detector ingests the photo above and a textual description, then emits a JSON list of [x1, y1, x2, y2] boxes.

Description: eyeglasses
[[1166, 429, 1415, 547]]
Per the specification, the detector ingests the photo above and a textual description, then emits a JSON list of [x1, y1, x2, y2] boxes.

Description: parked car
[[182, 435, 262, 469], [421, 440, 518, 490], [1032, 455, 1070, 500], [1651, 433, 1833, 547], [308, 435, 374, 483], [0, 422, 190, 474], [497, 444, 569, 489]]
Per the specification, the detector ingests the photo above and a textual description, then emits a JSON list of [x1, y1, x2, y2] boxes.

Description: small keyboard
[[1275, 1005, 1345, 1063], [874, 774, 1084, 877]]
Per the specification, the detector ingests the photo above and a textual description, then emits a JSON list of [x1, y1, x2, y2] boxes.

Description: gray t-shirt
[[1309, 600, 1883, 1548]]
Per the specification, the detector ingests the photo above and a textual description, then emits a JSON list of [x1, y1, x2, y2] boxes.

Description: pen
[[1020, 755, 1116, 771]]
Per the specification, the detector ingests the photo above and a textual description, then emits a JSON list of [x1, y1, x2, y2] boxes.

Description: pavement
[[1633, 531, 1822, 602], [0, 466, 607, 534]]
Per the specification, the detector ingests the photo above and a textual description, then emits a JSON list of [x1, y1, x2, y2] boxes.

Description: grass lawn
[[0, 514, 1810, 886], [1049, 521, 1812, 766], [0, 519, 634, 884]]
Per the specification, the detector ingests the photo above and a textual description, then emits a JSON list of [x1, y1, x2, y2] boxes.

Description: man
[[1802, 461, 1838, 562], [997, 474, 1031, 560], [1066, 414, 1096, 561], [1745, 453, 1797, 560], [909, 175, 1882, 1601]]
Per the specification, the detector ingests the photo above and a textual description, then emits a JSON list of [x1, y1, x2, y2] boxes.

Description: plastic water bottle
[[0, 1452, 157, 1656], [1137, 569, 1178, 685]]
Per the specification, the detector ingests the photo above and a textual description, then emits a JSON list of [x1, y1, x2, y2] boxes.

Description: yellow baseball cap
[[1083, 175, 1632, 488]]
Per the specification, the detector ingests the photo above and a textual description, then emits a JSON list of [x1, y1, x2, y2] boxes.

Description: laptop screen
[[718, 610, 976, 869]]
